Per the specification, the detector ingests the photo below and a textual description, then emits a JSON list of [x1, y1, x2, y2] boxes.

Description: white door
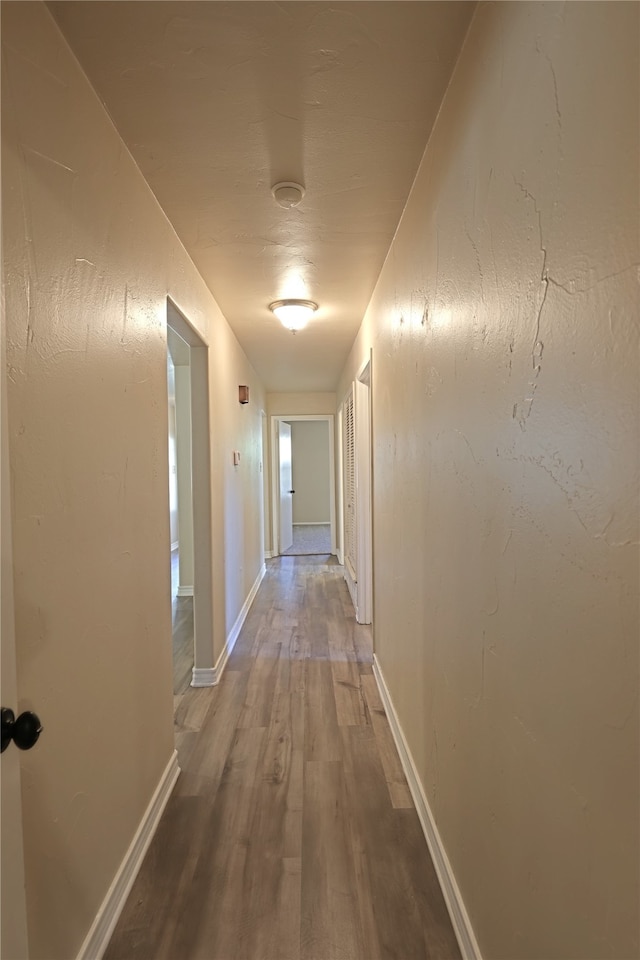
[[1, 340, 29, 958], [278, 421, 293, 552]]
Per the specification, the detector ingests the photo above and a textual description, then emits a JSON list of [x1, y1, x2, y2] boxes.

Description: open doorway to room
[[166, 331, 194, 697], [270, 415, 336, 557], [340, 354, 373, 625], [166, 299, 215, 714]]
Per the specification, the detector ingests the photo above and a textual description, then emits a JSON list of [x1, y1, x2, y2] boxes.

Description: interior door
[[278, 421, 293, 552], [1, 334, 29, 958]]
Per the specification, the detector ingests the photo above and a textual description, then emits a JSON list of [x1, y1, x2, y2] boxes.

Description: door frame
[[261, 410, 270, 559], [1, 294, 29, 958], [277, 420, 294, 553], [355, 357, 373, 625], [339, 355, 373, 624], [270, 415, 336, 557], [166, 299, 215, 687], [335, 406, 344, 566]]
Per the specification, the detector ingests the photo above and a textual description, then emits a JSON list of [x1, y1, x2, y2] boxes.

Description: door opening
[[340, 355, 373, 624], [166, 333, 194, 697], [270, 415, 337, 557], [166, 299, 215, 690]]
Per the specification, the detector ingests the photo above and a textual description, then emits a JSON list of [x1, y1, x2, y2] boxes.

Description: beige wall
[[338, 2, 639, 958], [267, 391, 336, 417], [1, 4, 265, 958], [290, 420, 331, 524]]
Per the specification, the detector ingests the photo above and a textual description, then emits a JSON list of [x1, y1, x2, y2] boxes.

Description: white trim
[[191, 564, 267, 688], [176, 584, 194, 597], [191, 666, 216, 687], [336, 401, 345, 567], [372, 656, 482, 960], [216, 563, 266, 681], [76, 751, 180, 960], [270, 415, 336, 557], [167, 300, 214, 692], [355, 360, 372, 625], [261, 409, 270, 561], [264, 550, 274, 560], [292, 521, 331, 526], [170, 542, 179, 553]]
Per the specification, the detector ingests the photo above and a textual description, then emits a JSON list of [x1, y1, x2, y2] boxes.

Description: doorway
[[340, 355, 373, 625], [270, 415, 336, 557], [166, 334, 194, 696], [166, 299, 215, 691]]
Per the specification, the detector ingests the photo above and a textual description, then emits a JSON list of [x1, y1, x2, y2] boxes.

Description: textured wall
[[338, 3, 639, 957], [1, 4, 265, 958], [267, 392, 336, 417]]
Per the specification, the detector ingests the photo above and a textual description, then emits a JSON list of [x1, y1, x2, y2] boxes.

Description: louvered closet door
[[343, 387, 357, 583]]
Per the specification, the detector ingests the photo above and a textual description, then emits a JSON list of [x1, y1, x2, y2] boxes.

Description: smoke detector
[[271, 181, 305, 208]]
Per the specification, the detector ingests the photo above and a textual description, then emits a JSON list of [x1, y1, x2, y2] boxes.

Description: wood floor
[[105, 556, 461, 960], [171, 549, 194, 696], [172, 594, 194, 696]]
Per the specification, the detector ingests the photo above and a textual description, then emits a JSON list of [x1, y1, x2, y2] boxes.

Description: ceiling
[[48, 1, 475, 392]]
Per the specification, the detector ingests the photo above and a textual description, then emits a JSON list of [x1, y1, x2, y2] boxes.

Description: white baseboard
[[176, 584, 194, 597], [171, 541, 179, 552], [215, 563, 266, 682], [190, 564, 266, 688], [191, 666, 216, 687], [76, 750, 179, 960], [264, 551, 274, 560], [372, 656, 482, 960], [292, 521, 330, 526]]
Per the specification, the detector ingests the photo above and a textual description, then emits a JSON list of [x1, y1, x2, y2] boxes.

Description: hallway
[[104, 557, 460, 960], [3, 4, 637, 957]]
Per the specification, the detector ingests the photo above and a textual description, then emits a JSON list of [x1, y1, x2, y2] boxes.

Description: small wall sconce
[[238, 385, 249, 404]]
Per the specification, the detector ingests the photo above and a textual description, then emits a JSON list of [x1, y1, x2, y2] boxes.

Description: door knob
[[1, 707, 43, 753], [288, 489, 295, 494]]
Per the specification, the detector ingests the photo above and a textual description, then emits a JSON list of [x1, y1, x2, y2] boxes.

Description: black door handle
[[1, 707, 43, 752], [288, 489, 295, 494]]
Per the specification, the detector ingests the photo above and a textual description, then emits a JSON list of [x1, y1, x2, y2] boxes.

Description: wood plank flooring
[[171, 549, 194, 697], [105, 556, 461, 960]]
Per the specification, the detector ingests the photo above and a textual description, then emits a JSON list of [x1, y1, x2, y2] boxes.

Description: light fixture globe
[[269, 299, 317, 332]]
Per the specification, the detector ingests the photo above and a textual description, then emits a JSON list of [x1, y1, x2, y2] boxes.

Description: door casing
[[339, 355, 373, 625], [1, 308, 29, 959], [167, 299, 215, 686], [270, 415, 336, 557]]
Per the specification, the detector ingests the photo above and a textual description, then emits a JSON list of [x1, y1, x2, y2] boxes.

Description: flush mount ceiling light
[[269, 299, 318, 333], [271, 181, 305, 208]]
